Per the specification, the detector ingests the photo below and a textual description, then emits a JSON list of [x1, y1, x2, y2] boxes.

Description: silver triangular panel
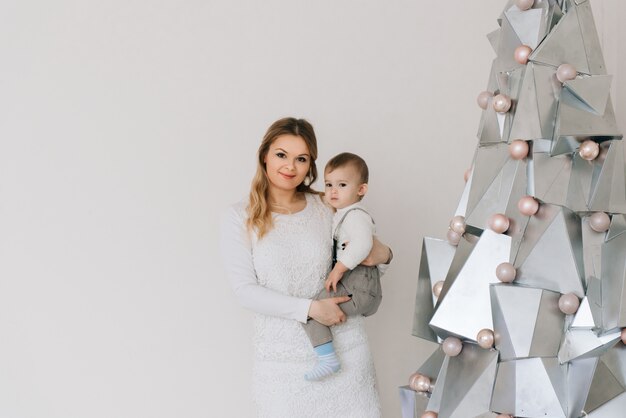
[[553, 96, 621, 155], [584, 357, 626, 413], [529, 3, 590, 73], [576, 0, 607, 75], [487, 29, 501, 55], [586, 392, 626, 417], [515, 205, 585, 297], [413, 238, 456, 342], [607, 214, 626, 242], [478, 100, 504, 145], [589, 140, 626, 213], [430, 230, 511, 341], [492, 358, 567, 417], [571, 297, 596, 329], [495, 14, 524, 73], [532, 152, 571, 207], [601, 343, 626, 388], [465, 144, 511, 220], [465, 158, 526, 238], [490, 285, 565, 360], [437, 343, 499, 418], [455, 168, 473, 218], [417, 345, 446, 380], [533, 63, 563, 139], [564, 75, 612, 115], [509, 63, 544, 140], [558, 330, 621, 363], [568, 357, 599, 418], [581, 215, 603, 287], [504, 8, 545, 49], [601, 231, 626, 330]]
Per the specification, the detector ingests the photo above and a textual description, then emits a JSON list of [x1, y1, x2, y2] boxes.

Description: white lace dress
[[221, 193, 381, 418]]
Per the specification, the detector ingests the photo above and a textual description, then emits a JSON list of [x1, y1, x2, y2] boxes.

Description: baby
[[302, 152, 383, 381]]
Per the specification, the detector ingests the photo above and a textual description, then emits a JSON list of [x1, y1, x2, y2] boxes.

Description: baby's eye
[[325, 183, 332, 188], [339, 183, 347, 187]]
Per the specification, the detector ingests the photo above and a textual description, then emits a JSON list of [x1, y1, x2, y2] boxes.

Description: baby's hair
[[325, 152, 369, 183]]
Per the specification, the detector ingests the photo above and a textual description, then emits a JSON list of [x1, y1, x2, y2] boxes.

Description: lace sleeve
[[219, 205, 312, 323]]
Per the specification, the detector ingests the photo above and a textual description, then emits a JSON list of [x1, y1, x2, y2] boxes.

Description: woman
[[220, 117, 390, 417]]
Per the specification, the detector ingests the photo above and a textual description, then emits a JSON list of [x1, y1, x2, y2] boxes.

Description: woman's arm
[[220, 206, 313, 323], [361, 236, 393, 267]]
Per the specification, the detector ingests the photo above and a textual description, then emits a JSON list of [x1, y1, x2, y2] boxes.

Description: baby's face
[[324, 165, 367, 210]]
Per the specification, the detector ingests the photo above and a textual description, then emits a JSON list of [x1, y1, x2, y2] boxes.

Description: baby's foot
[[304, 353, 341, 381]]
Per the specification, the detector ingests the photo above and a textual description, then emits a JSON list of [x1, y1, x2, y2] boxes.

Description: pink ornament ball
[[421, 412, 438, 418], [514, 45, 532, 65], [589, 212, 611, 233], [489, 213, 510, 234], [559, 293, 580, 315], [447, 229, 462, 246], [518, 195, 539, 216], [408, 372, 421, 391], [477, 329, 495, 349], [579, 140, 600, 161], [442, 337, 463, 357], [557, 63, 577, 83], [449, 215, 466, 235], [415, 375, 431, 392], [515, 0, 534, 10], [432, 281, 444, 298], [493, 94, 512, 113], [621, 329, 626, 344], [477, 91, 494, 110], [496, 262, 516, 283], [464, 167, 473, 182], [509, 140, 529, 160]]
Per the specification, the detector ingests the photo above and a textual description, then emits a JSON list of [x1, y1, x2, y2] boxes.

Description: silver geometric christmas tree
[[401, 1, 626, 417]]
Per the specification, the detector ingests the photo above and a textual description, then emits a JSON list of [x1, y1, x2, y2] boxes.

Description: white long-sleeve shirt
[[333, 202, 376, 270]]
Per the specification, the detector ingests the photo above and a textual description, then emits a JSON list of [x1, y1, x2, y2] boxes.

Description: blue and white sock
[[304, 342, 341, 381]]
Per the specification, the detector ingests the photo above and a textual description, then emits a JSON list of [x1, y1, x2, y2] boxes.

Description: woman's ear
[[358, 183, 368, 197]]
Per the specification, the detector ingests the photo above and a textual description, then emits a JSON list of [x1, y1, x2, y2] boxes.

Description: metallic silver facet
[[564, 75, 612, 115], [568, 357, 599, 418], [558, 330, 621, 363], [589, 140, 626, 213], [491, 284, 564, 360], [492, 357, 568, 417], [514, 204, 585, 298], [571, 297, 596, 329], [584, 357, 626, 414], [413, 238, 456, 342], [529, 2, 590, 73], [399, 386, 430, 418], [430, 230, 511, 340], [433, 343, 499, 418], [601, 231, 626, 330]]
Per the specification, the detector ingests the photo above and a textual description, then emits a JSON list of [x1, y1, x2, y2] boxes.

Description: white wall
[[0, 1, 623, 417]]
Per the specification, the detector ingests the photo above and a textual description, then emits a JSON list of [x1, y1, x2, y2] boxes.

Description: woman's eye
[[276, 152, 286, 158], [297, 157, 308, 163]]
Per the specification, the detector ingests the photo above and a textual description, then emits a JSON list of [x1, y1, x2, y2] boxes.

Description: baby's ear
[[358, 183, 368, 197]]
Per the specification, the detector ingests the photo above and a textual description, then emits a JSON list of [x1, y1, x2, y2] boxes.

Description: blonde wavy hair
[[247, 117, 319, 239]]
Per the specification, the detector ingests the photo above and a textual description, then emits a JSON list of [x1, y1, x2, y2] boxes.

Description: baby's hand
[[325, 270, 344, 293]]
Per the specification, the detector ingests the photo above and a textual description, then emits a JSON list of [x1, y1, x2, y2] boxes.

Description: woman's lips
[[280, 172, 296, 180]]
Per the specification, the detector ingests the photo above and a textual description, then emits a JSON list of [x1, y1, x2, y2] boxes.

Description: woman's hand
[[361, 236, 392, 266], [308, 297, 351, 326]]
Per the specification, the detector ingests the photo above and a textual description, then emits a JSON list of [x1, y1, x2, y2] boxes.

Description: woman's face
[[264, 134, 311, 192]]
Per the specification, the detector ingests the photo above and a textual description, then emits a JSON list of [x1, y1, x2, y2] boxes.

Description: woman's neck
[[268, 187, 305, 214]]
